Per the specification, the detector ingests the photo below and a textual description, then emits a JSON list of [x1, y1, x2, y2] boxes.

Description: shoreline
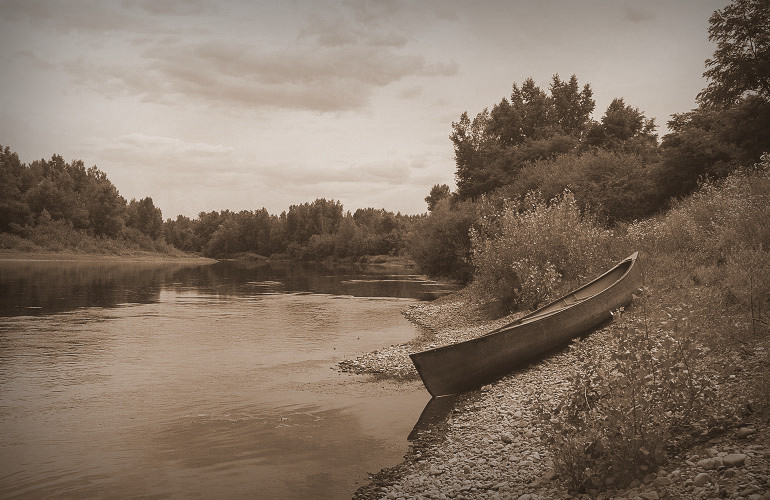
[[345, 294, 770, 500], [0, 249, 216, 263]]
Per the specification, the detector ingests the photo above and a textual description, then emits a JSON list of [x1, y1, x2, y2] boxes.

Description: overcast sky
[[0, 0, 726, 219]]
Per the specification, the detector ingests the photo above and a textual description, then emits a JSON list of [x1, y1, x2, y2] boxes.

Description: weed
[[538, 296, 718, 491]]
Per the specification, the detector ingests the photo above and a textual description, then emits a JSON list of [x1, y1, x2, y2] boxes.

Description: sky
[[0, 0, 727, 219]]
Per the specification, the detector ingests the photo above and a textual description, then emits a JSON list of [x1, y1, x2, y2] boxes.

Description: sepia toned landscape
[[1, 1, 769, 499]]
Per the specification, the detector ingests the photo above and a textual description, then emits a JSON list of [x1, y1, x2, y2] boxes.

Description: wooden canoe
[[409, 251, 641, 397]]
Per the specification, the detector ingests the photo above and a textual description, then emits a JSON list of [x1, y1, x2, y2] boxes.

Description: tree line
[[164, 201, 413, 260], [0, 150, 167, 248]]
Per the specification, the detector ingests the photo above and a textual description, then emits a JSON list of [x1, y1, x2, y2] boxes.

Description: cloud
[[1, 0, 145, 34], [64, 34, 456, 112], [299, 13, 409, 48], [6, 0, 458, 113], [255, 153, 440, 193], [624, 5, 655, 23], [96, 133, 232, 171], [1, 0, 216, 35], [122, 0, 216, 17]]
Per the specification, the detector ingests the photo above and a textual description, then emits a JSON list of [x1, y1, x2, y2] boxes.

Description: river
[[0, 259, 455, 499]]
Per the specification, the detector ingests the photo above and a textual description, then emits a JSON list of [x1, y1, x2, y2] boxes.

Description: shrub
[[625, 155, 770, 337], [469, 190, 626, 313], [505, 150, 664, 223], [539, 298, 718, 492], [25, 211, 85, 250], [721, 244, 770, 334], [0, 232, 41, 251], [406, 198, 475, 281], [626, 154, 770, 261]]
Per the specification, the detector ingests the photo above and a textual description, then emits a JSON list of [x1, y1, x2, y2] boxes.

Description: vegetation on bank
[[450, 1, 770, 490], [526, 159, 769, 492]]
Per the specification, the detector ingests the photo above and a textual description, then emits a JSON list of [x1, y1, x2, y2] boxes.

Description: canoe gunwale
[[482, 250, 639, 336]]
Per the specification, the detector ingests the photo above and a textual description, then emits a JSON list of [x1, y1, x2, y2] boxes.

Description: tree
[[585, 98, 658, 156], [698, 0, 770, 106], [407, 198, 475, 281], [126, 197, 163, 239], [425, 184, 451, 211], [83, 166, 126, 237], [659, 96, 770, 198], [451, 75, 595, 200], [0, 145, 32, 231], [164, 215, 201, 252], [549, 74, 595, 137]]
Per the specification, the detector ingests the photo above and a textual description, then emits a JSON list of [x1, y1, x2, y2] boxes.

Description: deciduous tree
[[698, 0, 770, 106]]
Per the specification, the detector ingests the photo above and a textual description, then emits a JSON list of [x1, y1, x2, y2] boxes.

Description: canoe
[[409, 251, 641, 397]]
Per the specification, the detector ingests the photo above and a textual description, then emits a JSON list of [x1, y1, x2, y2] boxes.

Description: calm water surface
[[0, 260, 456, 499]]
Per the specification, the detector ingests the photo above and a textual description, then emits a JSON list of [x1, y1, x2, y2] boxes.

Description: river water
[[0, 259, 455, 499]]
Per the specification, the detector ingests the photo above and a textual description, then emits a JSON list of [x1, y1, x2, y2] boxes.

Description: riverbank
[[343, 293, 770, 500], [0, 249, 216, 263]]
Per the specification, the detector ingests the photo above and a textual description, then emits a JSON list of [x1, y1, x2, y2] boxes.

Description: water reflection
[[408, 396, 460, 441], [0, 260, 457, 317], [0, 261, 192, 317], [176, 260, 457, 300]]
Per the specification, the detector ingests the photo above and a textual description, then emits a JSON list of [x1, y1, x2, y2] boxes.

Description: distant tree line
[[0, 148, 167, 249], [411, 0, 770, 281], [0, 147, 414, 259], [164, 200, 413, 260]]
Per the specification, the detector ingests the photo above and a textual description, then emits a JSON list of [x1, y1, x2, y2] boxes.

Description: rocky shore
[[340, 293, 770, 500]]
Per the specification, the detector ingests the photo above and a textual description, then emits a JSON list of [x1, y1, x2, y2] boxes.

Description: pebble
[[697, 457, 722, 470], [724, 453, 748, 467], [693, 472, 712, 487], [738, 427, 757, 439]]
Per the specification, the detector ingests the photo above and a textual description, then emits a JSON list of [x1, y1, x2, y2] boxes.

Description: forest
[[1, 0, 768, 276]]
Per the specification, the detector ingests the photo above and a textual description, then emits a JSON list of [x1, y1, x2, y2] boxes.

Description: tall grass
[[625, 154, 770, 337]]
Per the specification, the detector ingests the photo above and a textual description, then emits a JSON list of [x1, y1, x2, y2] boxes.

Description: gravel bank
[[341, 294, 770, 500]]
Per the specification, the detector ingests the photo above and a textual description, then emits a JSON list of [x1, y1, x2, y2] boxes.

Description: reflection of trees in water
[[187, 261, 458, 299], [0, 260, 457, 317], [0, 261, 209, 317]]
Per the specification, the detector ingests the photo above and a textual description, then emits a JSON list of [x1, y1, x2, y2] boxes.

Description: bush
[[406, 198, 475, 281], [25, 211, 85, 251], [721, 244, 770, 334], [505, 150, 664, 223], [0, 232, 41, 251], [625, 155, 770, 337], [469, 190, 626, 313], [539, 299, 718, 492], [626, 154, 770, 261]]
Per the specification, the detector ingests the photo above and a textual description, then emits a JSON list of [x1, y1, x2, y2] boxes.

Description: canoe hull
[[409, 252, 641, 397]]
